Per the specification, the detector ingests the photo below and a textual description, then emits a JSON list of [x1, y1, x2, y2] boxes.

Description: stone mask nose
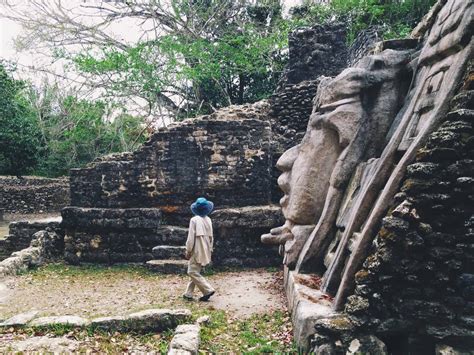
[[276, 144, 299, 172]]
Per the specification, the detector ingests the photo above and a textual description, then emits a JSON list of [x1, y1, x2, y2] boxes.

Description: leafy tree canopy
[[0, 62, 40, 177], [0, 62, 147, 177], [292, 0, 437, 43]]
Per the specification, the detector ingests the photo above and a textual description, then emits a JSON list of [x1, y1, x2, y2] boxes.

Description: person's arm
[[185, 219, 195, 259]]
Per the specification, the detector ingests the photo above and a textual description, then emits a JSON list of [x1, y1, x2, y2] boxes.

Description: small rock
[[196, 315, 210, 325], [346, 335, 387, 354], [168, 324, 201, 355]]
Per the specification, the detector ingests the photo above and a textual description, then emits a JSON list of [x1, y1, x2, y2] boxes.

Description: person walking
[[183, 197, 216, 302]]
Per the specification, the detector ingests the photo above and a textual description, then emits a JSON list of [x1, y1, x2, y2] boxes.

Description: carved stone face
[[277, 68, 375, 226], [262, 50, 413, 269]]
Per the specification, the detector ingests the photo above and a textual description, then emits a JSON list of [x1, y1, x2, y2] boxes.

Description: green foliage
[[0, 62, 40, 177], [0, 63, 148, 177], [70, 0, 290, 118], [31, 92, 147, 177], [292, 0, 437, 43]]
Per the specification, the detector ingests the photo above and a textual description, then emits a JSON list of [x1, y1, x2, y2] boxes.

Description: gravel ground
[[1, 266, 286, 320]]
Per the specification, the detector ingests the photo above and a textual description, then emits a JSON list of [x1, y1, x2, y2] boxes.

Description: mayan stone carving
[[261, 48, 413, 269]]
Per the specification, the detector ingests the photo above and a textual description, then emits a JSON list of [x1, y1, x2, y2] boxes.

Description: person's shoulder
[[190, 215, 199, 223], [205, 216, 212, 223]]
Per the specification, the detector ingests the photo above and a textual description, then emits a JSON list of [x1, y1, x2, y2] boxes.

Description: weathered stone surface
[[343, 60, 474, 352], [263, 0, 473, 351], [89, 315, 127, 330], [435, 344, 474, 355], [168, 324, 201, 355], [0, 229, 64, 276], [284, 269, 333, 348], [0, 311, 39, 327], [61, 207, 162, 229], [62, 105, 285, 266], [0, 247, 40, 276], [152, 246, 186, 259], [278, 23, 348, 88], [157, 226, 189, 245], [64, 206, 282, 267], [68, 118, 273, 216], [195, 315, 210, 325], [348, 26, 383, 66], [30, 316, 89, 328], [346, 335, 387, 354]]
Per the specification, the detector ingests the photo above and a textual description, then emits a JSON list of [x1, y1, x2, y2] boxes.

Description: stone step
[[146, 259, 188, 274], [152, 246, 186, 259]]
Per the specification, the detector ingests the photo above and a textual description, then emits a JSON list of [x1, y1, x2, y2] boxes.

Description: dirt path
[[1, 267, 286, 320]]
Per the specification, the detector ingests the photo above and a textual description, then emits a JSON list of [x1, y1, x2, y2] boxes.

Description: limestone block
[[0, 336, 80, 353], [89, 315, 128, 331], [127, 309, 192, 332], [168, 324, 201, 355], [284, 270, 333, 349]]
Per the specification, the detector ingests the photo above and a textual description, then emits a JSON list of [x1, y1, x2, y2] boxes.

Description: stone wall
[[269, 80, 319, 151], [0, 176, 69, 214], [277, 23, 348, 88], [347, 27, 383, 66], [268, 80, 320, 202], [70, 118, 273, 224], [62, 205, 282, 267]]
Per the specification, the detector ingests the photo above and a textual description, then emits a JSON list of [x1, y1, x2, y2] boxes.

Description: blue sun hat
[[191, 197, 214, 217]]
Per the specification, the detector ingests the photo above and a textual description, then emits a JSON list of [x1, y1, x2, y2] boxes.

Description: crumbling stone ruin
[[62, 116, 285, 268], [262, 0, 473, 352]]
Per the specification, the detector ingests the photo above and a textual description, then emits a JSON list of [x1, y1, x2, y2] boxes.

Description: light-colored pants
[[184, 259, 214, 297]]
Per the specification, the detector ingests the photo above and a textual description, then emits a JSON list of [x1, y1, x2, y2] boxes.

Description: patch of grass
[[26, 262, 156, 279], [31, 324, 76, 336], [198, 309, 297, 353]]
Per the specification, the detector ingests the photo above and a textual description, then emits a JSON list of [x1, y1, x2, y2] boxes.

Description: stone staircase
[[145, 226, 189, 274]]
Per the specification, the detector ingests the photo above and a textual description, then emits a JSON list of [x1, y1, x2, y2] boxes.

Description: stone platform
[[62, 205, 283, 267]]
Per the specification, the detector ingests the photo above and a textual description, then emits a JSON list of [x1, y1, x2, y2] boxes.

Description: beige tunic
[[186, 216, 213, 266]]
